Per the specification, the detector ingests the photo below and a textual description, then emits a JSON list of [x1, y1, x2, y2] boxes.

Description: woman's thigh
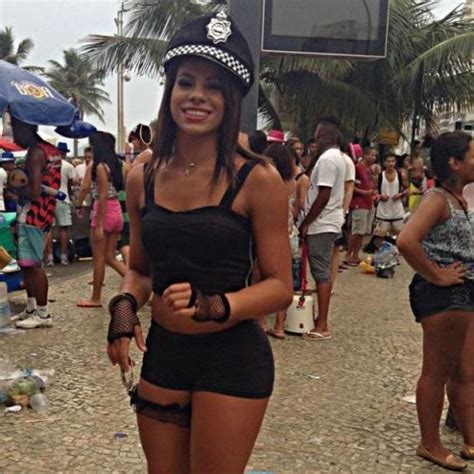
[[137, 379, 192, 474], [421, 311, 470, 380], [190, 391, 269, 474]]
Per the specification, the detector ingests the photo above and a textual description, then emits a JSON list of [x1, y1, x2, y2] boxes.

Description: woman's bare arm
[[226, 164, 293, 319], [119, 165, 152, 307], [95, 164, 108, 230], [107, 165, 152, 370], [397, 192, 465, 286], [296, 174, 309, 216]]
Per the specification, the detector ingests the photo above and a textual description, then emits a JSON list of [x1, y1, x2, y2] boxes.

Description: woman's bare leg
[[105, 232, 127, 277], [79, 228, 107, 304], [447, 312, 474, 446], [272, 311, 286, 333], [190, 392, 269, 474], [137, 379, 192, 474], [417, 311, 469, 458]]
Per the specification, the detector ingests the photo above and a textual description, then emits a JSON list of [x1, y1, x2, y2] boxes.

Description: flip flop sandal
[[267, 329, 285, 340], [77, 300, 103, 308], [302, 331, 332, 341]]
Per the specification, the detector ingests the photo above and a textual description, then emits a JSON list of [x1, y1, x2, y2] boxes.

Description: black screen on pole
[[262, 0, 390, 58]]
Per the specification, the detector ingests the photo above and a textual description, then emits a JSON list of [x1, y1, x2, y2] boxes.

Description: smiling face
[[170, 57, 226, 138]]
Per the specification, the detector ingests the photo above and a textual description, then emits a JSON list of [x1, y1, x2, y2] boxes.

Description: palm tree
[[43, 48, 111, 156], [82, 0, 474, 142], [0, 27, 37, 136], [261, 0, 474, 141], [82, 0, 225, 76], [0, 26, 34, 66]]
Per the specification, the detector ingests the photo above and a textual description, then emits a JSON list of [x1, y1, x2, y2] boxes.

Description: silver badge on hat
[[206, 11, 232, 44]]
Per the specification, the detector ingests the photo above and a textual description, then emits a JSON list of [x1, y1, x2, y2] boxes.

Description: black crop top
[[141, 161, 258, 295]]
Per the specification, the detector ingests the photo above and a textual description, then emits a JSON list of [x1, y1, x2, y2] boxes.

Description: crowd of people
[[1, 10, 473, 473]]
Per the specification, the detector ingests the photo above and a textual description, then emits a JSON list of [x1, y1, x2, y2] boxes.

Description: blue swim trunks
[[17, 224, 46, 268]]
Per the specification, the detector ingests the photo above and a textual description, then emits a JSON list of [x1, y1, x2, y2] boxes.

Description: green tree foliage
[[82, 0, 474, 140], [43, 48, 110, 123], [0, 27, 34, 66]]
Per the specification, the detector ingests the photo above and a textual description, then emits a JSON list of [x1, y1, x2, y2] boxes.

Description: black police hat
[[163, 11, 254, 95]]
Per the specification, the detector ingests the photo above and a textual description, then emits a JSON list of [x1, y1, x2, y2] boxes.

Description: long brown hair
[[264, 144, 293, 181], [149, 58, 264, 185]]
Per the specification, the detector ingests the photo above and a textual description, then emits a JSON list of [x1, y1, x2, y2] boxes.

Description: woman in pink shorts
[[77, 132, 128, 307]]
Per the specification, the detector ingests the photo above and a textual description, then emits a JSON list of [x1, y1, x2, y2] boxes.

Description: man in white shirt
[[45, 142, 74, 266], [73, 146, 93, 207], [73, 146, 93, 184], [300, 118, 347, 341]]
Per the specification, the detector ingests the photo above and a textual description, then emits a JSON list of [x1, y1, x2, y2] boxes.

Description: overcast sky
[[0, 0, 464, 145]]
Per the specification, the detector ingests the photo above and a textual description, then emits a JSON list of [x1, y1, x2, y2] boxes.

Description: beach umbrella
[[0, 60, 77, 126], [56, 116, 97, 139], [0, 137, 23, 152]]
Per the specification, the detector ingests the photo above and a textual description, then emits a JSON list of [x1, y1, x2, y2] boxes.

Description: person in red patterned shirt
[[346, 146, 378, 265], [10, 117, 61, 329]]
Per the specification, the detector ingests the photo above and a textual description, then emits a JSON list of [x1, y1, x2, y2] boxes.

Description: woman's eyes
[[207, 80, 223, 90], [177, 78, 193, 88], [176, 78, 223, 91]]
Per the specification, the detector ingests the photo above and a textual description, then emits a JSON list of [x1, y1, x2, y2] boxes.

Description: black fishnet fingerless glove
[[108, 293, 140, 343], [190, 290, 231, 324]]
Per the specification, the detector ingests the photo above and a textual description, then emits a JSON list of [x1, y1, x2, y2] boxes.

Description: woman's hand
[[392, 193, 404, 201], [76, 206, 84, 219], [380, 194, 390, 202], [107, 326, 147, 372], [432, 261, 466, 287], [162, 283, 196, 318], [94, 226, 104, 241]]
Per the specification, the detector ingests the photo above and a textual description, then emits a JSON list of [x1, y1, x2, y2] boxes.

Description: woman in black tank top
[[106, 12, 293, 473]]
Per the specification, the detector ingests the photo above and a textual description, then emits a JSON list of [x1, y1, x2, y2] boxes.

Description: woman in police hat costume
[[107, 11, 292, 473]]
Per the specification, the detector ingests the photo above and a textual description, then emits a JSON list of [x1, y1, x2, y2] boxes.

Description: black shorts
[[141, 320, 274, 399], [409, 274, 474, 322]]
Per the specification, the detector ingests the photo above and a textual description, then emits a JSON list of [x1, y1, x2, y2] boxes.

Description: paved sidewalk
[[0, 260, 466, 473]]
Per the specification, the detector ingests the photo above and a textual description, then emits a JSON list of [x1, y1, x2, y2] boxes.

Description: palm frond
[[82, 34, 167, 77], [258, 84, 282, 130]]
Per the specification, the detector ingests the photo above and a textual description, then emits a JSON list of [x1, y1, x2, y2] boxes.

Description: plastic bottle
[[41, 186, 66, 201], [29, 393, 49, 412], [0, 273, 11, 328]]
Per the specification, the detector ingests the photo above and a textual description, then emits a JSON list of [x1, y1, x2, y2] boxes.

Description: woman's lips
[[182, 108, 211, 122]]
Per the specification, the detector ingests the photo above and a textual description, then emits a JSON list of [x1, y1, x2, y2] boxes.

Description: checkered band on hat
[[164, 44, 251, 86]]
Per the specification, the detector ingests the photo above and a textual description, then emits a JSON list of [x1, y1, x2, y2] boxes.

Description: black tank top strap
[[295, 172, 305, 182], [143, 163, 155, 207], [220, 160, 258, 209]]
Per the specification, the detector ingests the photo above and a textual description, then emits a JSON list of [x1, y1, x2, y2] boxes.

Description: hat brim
[[164, 44, 253, 95]]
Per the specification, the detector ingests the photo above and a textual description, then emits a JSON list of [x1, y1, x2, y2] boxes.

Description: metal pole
[[116, 3, 125, 154], [229, 0, 263, 134]]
